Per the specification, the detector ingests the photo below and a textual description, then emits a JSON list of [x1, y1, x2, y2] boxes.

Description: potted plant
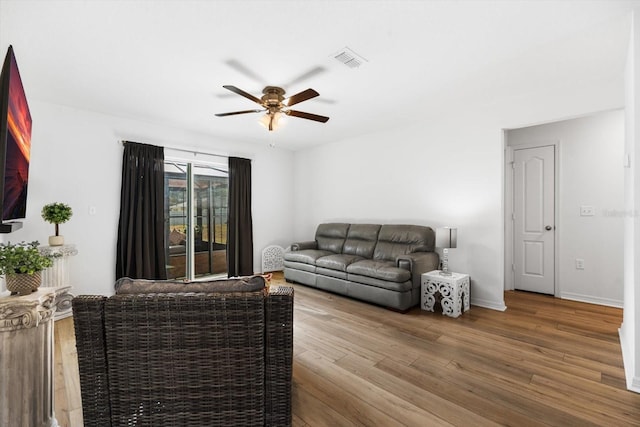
[[0, 241, 53, 296], [41, 202, 73, 246]]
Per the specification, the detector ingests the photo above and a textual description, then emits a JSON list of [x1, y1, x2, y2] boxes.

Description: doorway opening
[[503, 110, 625, 306], [507, 143, 557, 295], [164, 160, 229, 280]]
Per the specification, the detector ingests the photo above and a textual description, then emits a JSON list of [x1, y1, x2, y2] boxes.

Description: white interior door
[[513, 145, 555, 294]]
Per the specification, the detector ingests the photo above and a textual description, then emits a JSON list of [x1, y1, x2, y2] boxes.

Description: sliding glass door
[[164, 160, 228, 280]]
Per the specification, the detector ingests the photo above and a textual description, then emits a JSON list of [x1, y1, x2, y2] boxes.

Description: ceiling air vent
[[333, 47, 367, 68]]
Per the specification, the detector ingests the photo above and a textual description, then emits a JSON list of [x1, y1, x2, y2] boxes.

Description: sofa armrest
[[71, 296, 112, 427], [265, 286, 294, 426], [396, 252, 440, 288], [291, 241, 317, 251]]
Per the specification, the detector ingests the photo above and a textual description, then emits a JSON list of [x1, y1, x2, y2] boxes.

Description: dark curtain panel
[[227, 157, 254, 277], [115, 142, 167, 280]]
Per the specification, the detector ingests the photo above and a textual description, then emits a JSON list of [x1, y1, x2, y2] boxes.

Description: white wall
[[293, 75, 623, 312], [0, 100, 295, 297], [507, 110, 625, 306], [621, 8, 640, 394]]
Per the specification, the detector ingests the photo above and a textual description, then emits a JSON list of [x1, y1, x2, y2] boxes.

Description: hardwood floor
[[54, 314, 84, 426], [54, 273, 640, 426]]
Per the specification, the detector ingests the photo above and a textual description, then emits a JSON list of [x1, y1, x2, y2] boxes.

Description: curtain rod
[[118, 140, 231, 159]]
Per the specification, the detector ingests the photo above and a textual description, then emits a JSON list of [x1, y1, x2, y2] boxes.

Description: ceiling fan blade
[[285, 110, 330, 123], [286, 88, 320, 107], [224, 59, 265, 84], [284, 66, 326, 87], [215, 109, 263, 117], [222, 85, 263, 105]]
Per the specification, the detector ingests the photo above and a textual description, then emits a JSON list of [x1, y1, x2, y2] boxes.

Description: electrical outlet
[[88, 206, 97, 216], [576, 258, 585, 270]]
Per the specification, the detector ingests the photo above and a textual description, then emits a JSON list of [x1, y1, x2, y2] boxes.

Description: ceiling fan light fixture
[[259, 111, 283, 131]]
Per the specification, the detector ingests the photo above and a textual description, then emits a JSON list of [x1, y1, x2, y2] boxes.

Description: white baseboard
[[560, 292, 623, 308], [619, 327, 640, 394], [471, 297, 507, 311]]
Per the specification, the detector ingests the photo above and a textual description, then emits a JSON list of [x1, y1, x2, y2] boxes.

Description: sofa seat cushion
[[316, 254, 364, 271], [347, 274, 413, 292], [284, 249, 334, 265], [346, 260, 411, 283], [283, 260, 316, 273], [316, 267, 347, 280]]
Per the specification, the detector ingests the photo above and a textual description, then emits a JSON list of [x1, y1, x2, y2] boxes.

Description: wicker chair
[[72, 276, 293, 427]]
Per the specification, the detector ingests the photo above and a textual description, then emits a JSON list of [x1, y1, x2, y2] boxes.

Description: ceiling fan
[[215, 85, 330, 131]]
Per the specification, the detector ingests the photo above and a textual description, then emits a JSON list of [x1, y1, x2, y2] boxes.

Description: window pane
[[165, 160, 228, 279], [165, 162, 188, 279]]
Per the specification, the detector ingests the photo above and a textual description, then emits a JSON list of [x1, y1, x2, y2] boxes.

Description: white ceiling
[[0, 0, 637, 151]]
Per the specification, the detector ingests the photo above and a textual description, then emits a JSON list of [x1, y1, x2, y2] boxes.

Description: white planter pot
[[48, 235, 64, 246]]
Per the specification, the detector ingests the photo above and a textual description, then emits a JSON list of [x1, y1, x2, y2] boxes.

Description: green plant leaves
[[41, 202, 73, 225], [0, 241, 53, 276]]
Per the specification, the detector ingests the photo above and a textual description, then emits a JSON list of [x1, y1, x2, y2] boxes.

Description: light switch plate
[[580, 206, 595, 216]]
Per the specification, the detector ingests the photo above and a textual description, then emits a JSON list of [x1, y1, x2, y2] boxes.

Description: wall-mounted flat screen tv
[[0, 45, 31, 227]]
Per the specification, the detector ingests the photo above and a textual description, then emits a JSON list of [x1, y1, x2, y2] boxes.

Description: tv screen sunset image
[[3, 48, 31, 221]]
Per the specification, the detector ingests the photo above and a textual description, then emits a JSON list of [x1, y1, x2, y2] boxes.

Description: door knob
[[545, 225, 552, 231]]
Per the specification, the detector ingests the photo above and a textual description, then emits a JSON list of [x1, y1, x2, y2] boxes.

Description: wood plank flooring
[[53, 273, 640, 426]]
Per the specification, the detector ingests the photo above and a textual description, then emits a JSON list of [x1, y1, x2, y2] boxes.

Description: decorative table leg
[[423, 282, 437, 312], [440, 283, 455, 317], [462, 278, 470, 313], [451, 283, 462, 318]]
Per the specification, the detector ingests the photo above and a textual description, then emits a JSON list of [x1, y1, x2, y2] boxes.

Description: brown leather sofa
[[284, 223, 439, 311]]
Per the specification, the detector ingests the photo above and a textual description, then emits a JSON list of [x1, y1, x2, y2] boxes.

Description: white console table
[[0, 287, 66, 427], [39, 244, 78, 320]]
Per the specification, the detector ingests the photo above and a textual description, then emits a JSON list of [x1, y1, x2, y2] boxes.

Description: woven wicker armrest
[[265, 285, 294, 426], [71, 296, 112, 427]]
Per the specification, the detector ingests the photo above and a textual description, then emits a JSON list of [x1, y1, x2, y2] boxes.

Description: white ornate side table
[[0, 287, 66, 427], [39, 244, 78, 320], [261, 245, 285, 273], [421, 270, 470, 318]]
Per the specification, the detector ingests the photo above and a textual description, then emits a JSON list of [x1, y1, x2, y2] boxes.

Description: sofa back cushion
[[342, 224, 381, 258], [373, 224, 435, 261], [114, 275, 266, 294], [315, 223, 350, 253]]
